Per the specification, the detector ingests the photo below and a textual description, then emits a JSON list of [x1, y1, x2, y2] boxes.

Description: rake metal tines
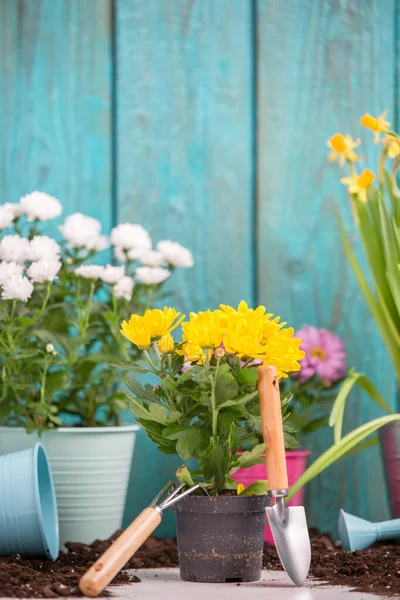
[[151, 480, 208, 511]]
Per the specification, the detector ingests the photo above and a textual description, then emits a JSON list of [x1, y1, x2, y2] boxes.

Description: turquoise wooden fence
[[0, 0, 397, 538]]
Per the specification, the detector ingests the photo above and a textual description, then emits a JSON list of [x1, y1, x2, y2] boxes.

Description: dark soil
[[1, 529, 400, 598]]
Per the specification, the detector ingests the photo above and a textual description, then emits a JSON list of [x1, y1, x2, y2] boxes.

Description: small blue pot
[[0, 442, 59, 559]]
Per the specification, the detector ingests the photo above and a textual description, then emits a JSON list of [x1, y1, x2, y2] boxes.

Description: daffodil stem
[[379, 147, 388, 186]]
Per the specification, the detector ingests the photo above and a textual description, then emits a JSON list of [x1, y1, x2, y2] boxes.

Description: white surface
[[106, 568, 381, 600]]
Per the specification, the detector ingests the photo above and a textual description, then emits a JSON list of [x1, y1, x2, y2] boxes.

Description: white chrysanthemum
[[100, 264, 125, 285], [156, 240, 194, 268], [20, 191, 62, 221], [59, 213, 105, 250], [89, 235, 109, 252], [75, 265, 105, 280], [114, 246, 126, 261], [4, 202, 24, 219], [1, 275, 33, 302], [138, 249, 165, 267], [0, 206, 14, 230], [27, 259, 62, 283], [29, 235, 61, 261], [0, 235, 30, 264], [135, 266, 171, 285], [110, 223, 151, 250], [0, 261, 24, 285], [113, 276, 135, 301]]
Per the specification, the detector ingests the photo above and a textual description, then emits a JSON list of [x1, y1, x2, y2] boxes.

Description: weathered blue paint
[[256, 0, 397, 534], [116, 0, 254, 536], [0, 0, 399, 540], [0, 0, 113, 234]]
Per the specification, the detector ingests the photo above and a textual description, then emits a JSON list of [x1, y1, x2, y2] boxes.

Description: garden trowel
[[258, 365, 311, 586]]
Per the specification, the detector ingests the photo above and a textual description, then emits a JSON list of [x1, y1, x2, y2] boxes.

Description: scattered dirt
[[1, 529, 400, 597], [264, 529, 400, 596]]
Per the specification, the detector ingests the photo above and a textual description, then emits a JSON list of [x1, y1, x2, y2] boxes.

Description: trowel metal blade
[[266, 504, 311, 586]]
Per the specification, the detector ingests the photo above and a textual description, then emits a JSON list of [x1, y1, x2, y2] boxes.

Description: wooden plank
[[256, 0, 397, 535], [0, 0, 112, 230], [117, 0, 254, 535]]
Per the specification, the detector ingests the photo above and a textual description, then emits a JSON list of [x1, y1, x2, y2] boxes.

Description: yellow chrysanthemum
[[158, 334, 175, 354], [340, 169, 375, 203], [120, 307, 184, 349], [327, 133, 361, 167], [215, 301, 304, 378], [177, 342, 209, 363], [360, 110, 390, 143], [182, 310, 223, 349]]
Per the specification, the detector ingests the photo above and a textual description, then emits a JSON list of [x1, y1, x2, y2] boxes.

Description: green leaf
[[229, 424, 237, 456], [130, 398, 181, 425], [218, 390, 258, 409], [329, 371, 393, 443], [234, 443, 266, 469], [223, 477, 238, 490], [110, 360, 149, 372], [163, 426, 210, 460], [288, 414, 400, 501], [236, 367, 258, 386], [201, 438, 230, 490], [45, 371, 70, 395], [176, 370, 196, 386], [176, 465, 195, 487], [239, 480, 269, 496], [126, 376, 146, 398], [215, 369, 239, 407], [162, 377, 177, 393]]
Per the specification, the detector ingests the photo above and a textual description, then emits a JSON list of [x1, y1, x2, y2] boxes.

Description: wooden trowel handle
[[79, 507, 162, 597], [258, 365, 289, 491]]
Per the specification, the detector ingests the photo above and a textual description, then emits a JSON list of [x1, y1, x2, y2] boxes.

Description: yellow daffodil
[[327, 133, 361, 166], [384, 135, 400, 159], [340, 169, 375, 203], [120, 307, 184, 349], [360, 110, 390, 143], [237, 483, 245, 495], [182, 310, 223, 348], [158, 333, 175, 354]]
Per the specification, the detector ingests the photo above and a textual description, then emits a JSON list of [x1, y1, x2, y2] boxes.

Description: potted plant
[[0, 191, 194, 546], [326, 111, 400, 516], [232, 324, 347, 543], [116, 300, 305, 582]]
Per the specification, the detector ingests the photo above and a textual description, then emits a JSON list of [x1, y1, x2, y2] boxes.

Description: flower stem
[[144, 349, 157, 371], [41, 283, 52, 314]]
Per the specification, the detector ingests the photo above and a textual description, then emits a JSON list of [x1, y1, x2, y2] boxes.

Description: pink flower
[[296, 325, 346, 386]]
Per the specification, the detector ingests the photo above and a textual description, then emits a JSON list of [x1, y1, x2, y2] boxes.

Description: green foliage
[[0, 217, 175, 434], [125, 352, 298, 494]]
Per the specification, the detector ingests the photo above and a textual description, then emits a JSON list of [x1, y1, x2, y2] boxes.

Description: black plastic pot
[[172, 494, 270, 583]]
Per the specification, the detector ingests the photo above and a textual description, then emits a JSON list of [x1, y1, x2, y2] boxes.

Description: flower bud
[[215, 347, 225, 358], [158, 334, 174, 354], [46, 343, 54, 353]]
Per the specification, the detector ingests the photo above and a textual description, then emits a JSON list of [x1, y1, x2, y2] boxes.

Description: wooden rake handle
[[258, 365, 289, 491], [79, 507, 162, 597]]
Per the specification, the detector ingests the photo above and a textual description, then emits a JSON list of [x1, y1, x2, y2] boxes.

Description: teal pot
[[0, 425, 139, 548]]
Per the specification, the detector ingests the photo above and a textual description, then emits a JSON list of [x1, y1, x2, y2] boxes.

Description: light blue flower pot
[[0, 443, 59, 559]]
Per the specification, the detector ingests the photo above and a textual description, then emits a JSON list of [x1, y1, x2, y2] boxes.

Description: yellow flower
[[215, 301, 305, 378], [158, 334, 174, 354], [237, 483, 245, 495], [340, 169, 375, 203], [385, 135, 400, 159], [120, 307, 184, 349], [327, 133, 361, 166], [120, 316, 152, 350], [360, 110, 390, 143], [182, 310, 223, 348], [177, 342, 207, 363]]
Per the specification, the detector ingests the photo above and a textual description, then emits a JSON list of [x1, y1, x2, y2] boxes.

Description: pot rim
[[0, 424, 140, 434], [172, 493, 270, 514]]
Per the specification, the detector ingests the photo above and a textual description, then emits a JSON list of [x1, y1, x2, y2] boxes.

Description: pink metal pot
[[232, 450, 310, 545]]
